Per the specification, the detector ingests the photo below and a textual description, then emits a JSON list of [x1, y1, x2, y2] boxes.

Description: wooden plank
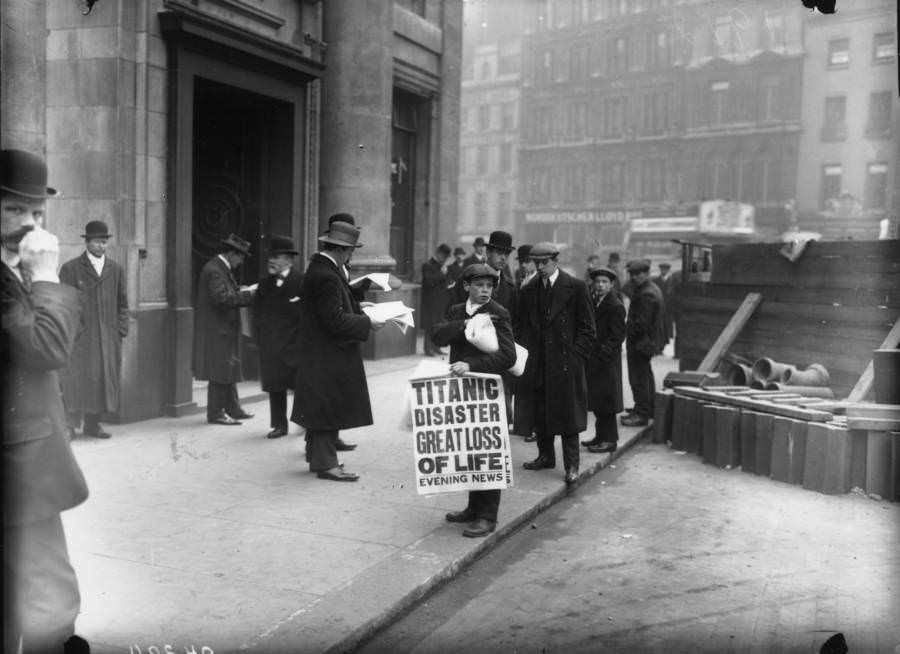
[[846, 417, 900, 431], [847, 319, 900, 402], [672, 386, 834, 422], [845, 403, 900, 419], [697, 293, 762, 373]]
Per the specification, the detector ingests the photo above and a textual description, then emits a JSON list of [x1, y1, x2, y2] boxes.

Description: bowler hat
[[659, 262, 672, 270], [589, 266, 617, 282], [486, 230, 514, 253], [0, 149, 58, 199], [222, 233, 252, 256], [453, 246, 466, 256], [473, 236, 486, 247], [436, 243, 451, 256], [268, 234, 298, 255], [517, 244, 533, 261], [82, 220, 112, 239], [462, 263, 499, 283], [626, 259, 651, 274], [318, 221, 363, 248], [529, 242, 559, 260]]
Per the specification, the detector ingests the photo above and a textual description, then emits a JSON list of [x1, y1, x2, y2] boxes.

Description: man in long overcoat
[[420, 243, 451, 356], [621, 259, 666, 427], [193, 233, 257, 425], [651, 261, 677, 348], [582, 267, 626, 453], [515, 242, 595, 485], [2, 149, 90, 653], [291, 219, 384, 481], [59, 220, 129, 439], [254, 235, 303, 439]]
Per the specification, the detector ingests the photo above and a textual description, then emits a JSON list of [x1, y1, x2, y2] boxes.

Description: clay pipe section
[[751, 358, 796, 383], [781, 363, 830, 387], [764, 382, 835, 398]]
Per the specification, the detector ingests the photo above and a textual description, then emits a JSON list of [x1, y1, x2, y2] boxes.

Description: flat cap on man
[[588, 266, 617, 282], [462, 263, 499, 283], [626, 259, 651, 274], [528, 242, 559, 260]]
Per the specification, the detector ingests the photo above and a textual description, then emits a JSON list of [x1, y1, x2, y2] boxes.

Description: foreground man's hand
[[19, 227, 60, 283]]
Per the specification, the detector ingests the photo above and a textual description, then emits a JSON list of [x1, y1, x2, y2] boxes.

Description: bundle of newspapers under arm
[[361, 300, 415, 334]]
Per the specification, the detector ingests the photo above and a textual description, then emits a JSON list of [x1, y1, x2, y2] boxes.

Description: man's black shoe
[[581, 438, 601, 447], [463, 518, 496, 538], [232, 410, 254, 420], [564, 468, 579, 485], [266, 428, 287, 439], [445, 509, 476, 523], [620, 414, 649, 427], [336, 438, 357, 451], [588, 441, 618, 454], [209, 411, 241, 426], [523, 455, 555, 470], [524, 433, 537, 442]]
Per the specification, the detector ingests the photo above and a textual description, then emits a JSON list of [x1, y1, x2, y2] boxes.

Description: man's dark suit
[[586, 290, 626, 443], [430, 299, 516, 523], [291, 253, 373, 470], [192, 255, 255, 421], [254, 267, 304, 432], [515, 270, 595, 472], [420, 257, 448, 355], [2, 263, 88, 652]]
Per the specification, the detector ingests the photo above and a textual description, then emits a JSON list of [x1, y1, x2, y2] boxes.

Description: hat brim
[[82, 233, 112, 239], [487, 245, 514, 253], [1, 183, 58, 199], [270, 249, 299, 255], [318, 234, 363, 248]]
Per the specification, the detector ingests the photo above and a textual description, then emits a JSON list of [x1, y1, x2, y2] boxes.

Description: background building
[[795, 0, 898, 240], [458, 0, 524, 245], [1, 0, 464, 421], [458, 0, 897, 271]]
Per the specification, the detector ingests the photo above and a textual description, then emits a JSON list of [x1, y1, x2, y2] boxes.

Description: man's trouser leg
[[468, 489, 500, 523], [594, 411, 619, 443], [269, 391, 288, 431], [207, 381, 227, 420], [224, 383, 241, 417], [532, 389, 555, 464], [3, 515, 80, 654], [561, 433, 580, 472], [306, 429, 339, 472], [627, 351, 653, 418]]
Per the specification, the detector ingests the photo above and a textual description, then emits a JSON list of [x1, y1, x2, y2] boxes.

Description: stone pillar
[[319, 0, 393, 262], [1, 0, 47, 151], [436, 0, 463, 247]]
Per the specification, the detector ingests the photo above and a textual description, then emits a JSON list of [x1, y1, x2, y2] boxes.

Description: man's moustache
[[1, 224, 36, 246]]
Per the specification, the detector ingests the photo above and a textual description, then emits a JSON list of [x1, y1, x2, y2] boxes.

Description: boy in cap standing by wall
[[59, 220, 130, 439]]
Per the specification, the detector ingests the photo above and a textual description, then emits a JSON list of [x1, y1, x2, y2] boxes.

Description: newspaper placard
[[409, 373, 513, 495]]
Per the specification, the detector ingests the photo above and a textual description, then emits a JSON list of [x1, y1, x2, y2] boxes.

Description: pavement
[[64, 348, 678, 654]]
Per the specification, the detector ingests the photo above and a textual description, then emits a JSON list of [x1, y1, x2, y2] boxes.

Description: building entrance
[[192, 78, 295, 379]]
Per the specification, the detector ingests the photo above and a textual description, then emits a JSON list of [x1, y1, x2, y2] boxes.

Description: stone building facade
[[1, 0, 463, 421]]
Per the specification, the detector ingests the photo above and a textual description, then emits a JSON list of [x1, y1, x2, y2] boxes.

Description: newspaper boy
[[429, 263, 516, 537]]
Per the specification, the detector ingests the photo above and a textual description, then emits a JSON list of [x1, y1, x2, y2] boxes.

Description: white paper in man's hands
[[362, 300, 415, 334], [349, 272, 392, 291]]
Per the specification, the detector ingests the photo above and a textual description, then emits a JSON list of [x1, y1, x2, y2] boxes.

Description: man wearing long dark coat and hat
[[291, 218, 384, 481], [60, 220, 129, 439], [193, 233, 258, 425]]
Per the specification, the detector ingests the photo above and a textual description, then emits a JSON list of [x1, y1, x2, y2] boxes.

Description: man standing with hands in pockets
[[291, 219, 385, 481]]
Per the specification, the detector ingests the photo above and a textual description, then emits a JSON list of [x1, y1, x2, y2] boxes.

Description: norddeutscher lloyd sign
[[409, 374, 513, 495]]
